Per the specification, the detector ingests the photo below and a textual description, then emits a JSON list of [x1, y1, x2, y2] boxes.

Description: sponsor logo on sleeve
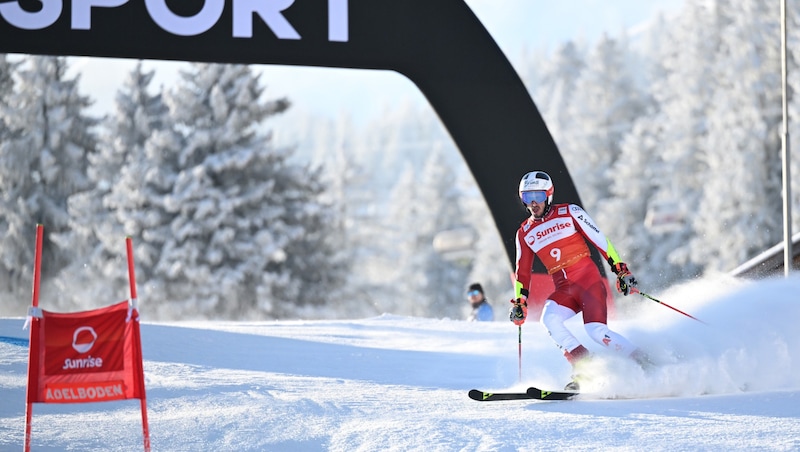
[[576, 214, 600, 234]]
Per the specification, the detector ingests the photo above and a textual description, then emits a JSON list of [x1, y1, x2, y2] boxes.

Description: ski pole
[[517, 325, 522, 383], [634, 289, 707, 325]]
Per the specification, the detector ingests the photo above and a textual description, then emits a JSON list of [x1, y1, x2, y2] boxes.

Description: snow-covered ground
[[2, 274, 800, 451]]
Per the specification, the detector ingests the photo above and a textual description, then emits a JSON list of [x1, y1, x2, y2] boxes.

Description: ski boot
[[563, 345, 591, 391]]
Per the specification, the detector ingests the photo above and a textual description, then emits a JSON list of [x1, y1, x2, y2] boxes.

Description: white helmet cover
[[518, 171, 554, 205]]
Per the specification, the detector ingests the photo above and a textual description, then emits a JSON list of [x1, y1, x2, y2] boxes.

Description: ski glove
[[509, 299, 528, 325], [611, 262, 638, 296]]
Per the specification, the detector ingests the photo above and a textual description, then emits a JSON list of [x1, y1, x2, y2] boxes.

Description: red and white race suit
[[514, 203, 636, 357]]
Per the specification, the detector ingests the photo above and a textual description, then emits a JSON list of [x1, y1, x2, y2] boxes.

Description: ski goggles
[[467, 290, 482, 297], [521, 190, 548, 205]]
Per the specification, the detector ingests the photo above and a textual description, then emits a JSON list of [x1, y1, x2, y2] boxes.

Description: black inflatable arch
[[0, 0, 586, 269]]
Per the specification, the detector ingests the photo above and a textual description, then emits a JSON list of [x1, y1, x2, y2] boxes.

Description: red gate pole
[[24, 224, 44, 452], [126, 237, 151, 452]]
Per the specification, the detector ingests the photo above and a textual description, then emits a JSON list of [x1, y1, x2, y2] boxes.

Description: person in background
[[466, 283, 494, 322], [509, 170, 647, 390]]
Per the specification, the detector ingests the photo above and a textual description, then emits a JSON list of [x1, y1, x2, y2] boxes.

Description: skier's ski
[[468, 387, 579, 401], [526, 386, 579, 400], [468, 389, 531, 401]]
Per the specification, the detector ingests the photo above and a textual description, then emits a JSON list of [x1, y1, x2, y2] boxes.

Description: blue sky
[[467, 0, 683, 57], [71, 1, 684, 125]]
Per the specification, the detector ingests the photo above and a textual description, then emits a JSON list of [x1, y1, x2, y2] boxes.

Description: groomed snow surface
[[2, 274, 799, 451]]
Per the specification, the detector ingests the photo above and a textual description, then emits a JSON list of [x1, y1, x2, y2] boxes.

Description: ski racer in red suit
[[509, 171, 645, 390]]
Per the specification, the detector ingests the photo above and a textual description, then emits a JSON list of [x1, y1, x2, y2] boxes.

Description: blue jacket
[[468, 301, 494, 322]]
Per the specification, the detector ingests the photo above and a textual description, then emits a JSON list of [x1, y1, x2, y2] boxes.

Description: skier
[[509, 170, 645, 390], [466, 283, 494, 322]]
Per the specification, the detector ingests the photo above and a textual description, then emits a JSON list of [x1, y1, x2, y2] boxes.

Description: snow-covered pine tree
[[788, 0, 800, 232], [0, 54, 12, 110], [416, 145, 471, 318], [0, 54, 13, 160], [53, 62, 172, 308], [0, 54, 18, 311], [263, 139, 351, 319], [383, 162, 424, 316], [381, 145, 472, 318], [327, 103, 468, 317], [301, 114, 380, 318], [587, 17, 668, 289], [560, 33, 646, 213], [0, 55, 97, 297], [152, 62, 345, 319], [528, 40, 587, 149], [358, 102, 460, 193], [102, 63, 180, 288], [689, 0, 782, 273], [641, 1, 720, 283], [603, 116, 664, 289], [463, 190, 513, 314]]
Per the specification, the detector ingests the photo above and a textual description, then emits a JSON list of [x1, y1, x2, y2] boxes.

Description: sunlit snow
[[2, 274, 799, 451]]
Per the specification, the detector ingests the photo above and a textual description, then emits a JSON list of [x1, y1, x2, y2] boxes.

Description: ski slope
[[2, 274, 799, 451]]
